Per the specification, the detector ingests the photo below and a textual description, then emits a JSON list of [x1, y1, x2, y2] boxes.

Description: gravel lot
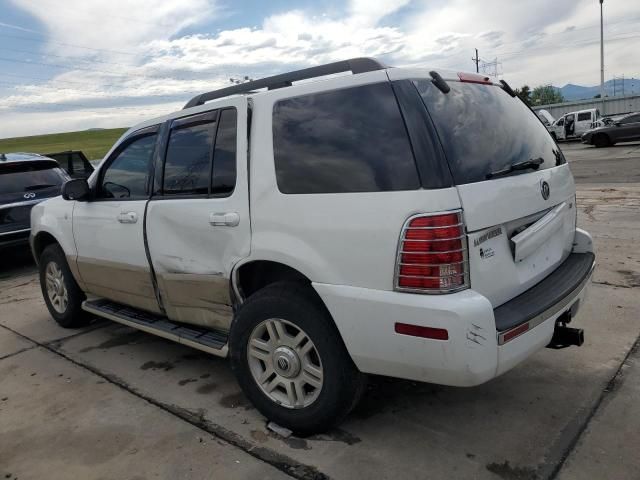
[[1, 142, 639, 480]]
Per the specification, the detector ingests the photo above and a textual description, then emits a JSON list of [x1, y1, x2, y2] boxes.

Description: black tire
[[593, 133, 611, 148], [230, 281, 366, 436], [39, 244, 89, 328]]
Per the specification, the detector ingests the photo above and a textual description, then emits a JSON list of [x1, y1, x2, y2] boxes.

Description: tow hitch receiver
[[546, 312, 584, 349]]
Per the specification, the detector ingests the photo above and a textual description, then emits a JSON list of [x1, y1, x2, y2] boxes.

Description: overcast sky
[[1, 0, 639, 138]]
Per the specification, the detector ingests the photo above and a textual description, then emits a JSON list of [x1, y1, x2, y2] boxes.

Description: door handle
[[209, 212, 240, 227], [117, 211, 138, 224]]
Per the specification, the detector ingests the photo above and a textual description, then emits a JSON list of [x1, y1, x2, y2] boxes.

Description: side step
[[82, 298, 229, 357]]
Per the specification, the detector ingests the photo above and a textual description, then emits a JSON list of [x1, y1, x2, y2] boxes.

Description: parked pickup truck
[[548, 108, 601, 141], [30, 58, 595, 435]]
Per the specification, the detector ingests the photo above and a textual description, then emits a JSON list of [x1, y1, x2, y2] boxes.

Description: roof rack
[[183, 57, 386, 109]]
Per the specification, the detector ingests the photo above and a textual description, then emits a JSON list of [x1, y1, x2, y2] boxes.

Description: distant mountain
[[558, 78, 639, 101]]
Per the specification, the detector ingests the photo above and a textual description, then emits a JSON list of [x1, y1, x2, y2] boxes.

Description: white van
[[549, 108, 600, 141]]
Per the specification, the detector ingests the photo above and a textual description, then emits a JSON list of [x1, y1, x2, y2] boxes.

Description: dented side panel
[[145, 97, 249, 331]]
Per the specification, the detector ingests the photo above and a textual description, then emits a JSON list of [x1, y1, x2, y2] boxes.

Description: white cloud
[[3, 0, 640, 138], [9, 0, 216, 58]]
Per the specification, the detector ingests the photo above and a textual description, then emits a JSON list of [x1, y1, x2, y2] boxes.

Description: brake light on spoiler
[[395, 211, 469, 294], [457, 72, 492, 85]]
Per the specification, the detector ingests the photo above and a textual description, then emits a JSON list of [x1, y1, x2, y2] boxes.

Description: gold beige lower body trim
[[156, 272, 233, 331], [75, 256, 161, 314]]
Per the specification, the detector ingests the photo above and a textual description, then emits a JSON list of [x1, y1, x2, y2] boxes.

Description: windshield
[[0, 161, 67, 196], [414, 80, 565, 185]]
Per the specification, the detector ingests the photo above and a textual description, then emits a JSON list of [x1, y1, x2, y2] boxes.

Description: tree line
[[514, 85, 564, 106]]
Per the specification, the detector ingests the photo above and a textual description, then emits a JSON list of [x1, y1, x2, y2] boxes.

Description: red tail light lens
[[395, 211, 468, 293]]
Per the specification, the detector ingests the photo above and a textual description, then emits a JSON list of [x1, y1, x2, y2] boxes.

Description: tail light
[[395, 211, 469, 294]]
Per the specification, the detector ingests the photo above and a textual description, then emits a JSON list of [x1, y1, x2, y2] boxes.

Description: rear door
[[145, 99, 249, 331], [616, 114, 640, 141], [575, 111, 593, 136], [554, 117, 565, 140], [410, 77, 576, 307], [73, 127, 161, 313]]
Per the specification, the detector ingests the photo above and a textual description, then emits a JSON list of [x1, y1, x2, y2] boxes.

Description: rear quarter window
[[272, 82, 420, 194]]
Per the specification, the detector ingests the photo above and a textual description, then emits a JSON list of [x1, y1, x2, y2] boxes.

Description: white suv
[[30, 58, 595, 435]]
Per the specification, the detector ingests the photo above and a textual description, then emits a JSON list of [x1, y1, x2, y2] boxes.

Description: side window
[[70, 152, 92, 175], [621, 114, 640, 124], [100, 134, 156, 199], [557, 119, 564, 126], [163, 118, 216, 195], [577, 112, 591, 122], [272, 82, 420, 194], [211, 108, 237, 196]]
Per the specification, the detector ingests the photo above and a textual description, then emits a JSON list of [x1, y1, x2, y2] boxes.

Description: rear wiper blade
[[24, 183, 57, 191], [486, 158, 544, 180]]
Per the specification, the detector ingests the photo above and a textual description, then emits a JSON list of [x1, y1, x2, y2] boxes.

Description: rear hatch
[[0, 159, 67, 235], [413, 78, 576, 307]]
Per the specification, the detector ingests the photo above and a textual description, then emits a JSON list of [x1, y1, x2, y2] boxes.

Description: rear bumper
[[313, 252, 595, 387]]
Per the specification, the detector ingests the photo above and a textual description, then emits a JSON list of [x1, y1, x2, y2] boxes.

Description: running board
[[82, 298, 229, 357]]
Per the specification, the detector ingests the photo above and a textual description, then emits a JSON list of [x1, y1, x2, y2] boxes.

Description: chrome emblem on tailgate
[[540, 180, 550, 200]]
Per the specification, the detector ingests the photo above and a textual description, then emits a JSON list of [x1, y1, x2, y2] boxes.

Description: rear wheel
[[39, 244, 89, 328], [230, 282, 366, 436], [593, 133, 611, 148]]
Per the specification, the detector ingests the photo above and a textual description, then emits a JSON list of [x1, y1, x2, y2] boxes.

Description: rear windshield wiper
[[24, 183, 57, 191], [486, 158, 544, 180]]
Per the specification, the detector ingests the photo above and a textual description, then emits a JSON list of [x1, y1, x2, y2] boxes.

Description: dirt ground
[[1, 141, 639, 480]]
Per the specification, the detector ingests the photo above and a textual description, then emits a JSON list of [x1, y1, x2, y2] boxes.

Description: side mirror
[[62, 178, 91, 201]]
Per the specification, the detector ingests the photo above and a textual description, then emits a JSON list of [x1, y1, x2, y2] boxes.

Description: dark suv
[[0, 153, 69, 249]]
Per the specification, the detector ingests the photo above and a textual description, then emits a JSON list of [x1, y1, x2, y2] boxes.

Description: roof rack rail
[[183, 57, 386, 109]]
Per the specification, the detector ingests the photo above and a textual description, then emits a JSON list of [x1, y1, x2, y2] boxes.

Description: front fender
[[30, 198, 82, 287]]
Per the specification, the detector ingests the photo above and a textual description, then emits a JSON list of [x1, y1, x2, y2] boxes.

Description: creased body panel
[[155, 272, 232, 330]]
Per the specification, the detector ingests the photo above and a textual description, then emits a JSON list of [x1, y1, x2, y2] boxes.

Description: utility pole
[[472, 49, 479, 73], [600, 0, 605, 113]]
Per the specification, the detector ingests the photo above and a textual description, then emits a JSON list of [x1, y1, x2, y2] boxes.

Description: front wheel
[[230, 282, 366, 436], [39, 244, 89, 328]]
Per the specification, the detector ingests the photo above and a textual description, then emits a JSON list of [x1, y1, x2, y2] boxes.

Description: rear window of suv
[[414, 80, 565, 185], [0, 161, 67, 196], [272, 82, 420, 194]]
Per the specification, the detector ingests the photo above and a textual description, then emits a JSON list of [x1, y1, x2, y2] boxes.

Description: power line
[[489, 30, 640, 60], [0, 46, 137, 69], [0, 31, 137, 57]]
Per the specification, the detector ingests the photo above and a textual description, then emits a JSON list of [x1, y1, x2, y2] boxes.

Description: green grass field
[[0, 128, 128, 160]]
